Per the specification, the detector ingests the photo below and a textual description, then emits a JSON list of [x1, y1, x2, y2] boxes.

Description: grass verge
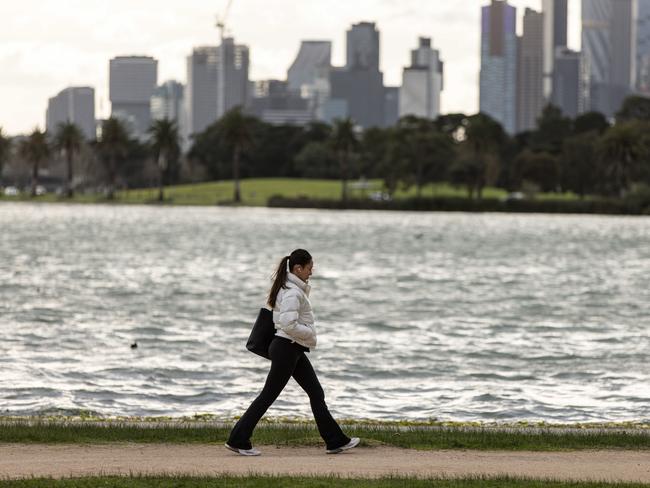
[[0, 179, 582, 207], [0, 476, 648, 488], [1, 420, 649, 451]]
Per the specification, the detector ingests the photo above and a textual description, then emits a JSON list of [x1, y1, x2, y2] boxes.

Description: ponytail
[[267, 249, 312, 308], [268, 256, 290, 308]]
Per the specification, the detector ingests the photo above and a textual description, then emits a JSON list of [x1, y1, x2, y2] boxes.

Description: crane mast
[[216, 0, 234, 42], [216, 0, 235, 117]]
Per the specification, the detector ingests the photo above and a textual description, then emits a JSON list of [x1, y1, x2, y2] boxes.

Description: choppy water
[[1, 203, 649, 422]]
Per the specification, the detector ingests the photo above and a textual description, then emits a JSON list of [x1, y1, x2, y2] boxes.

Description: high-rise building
[[287, 41, 332, 92], [552, 48, 587, 118], [582, 0, 637, 117], [583, 0, 612, 115], [480, 0, 518, 134], [151, 80, 186, 146], [46, 87, 96, 140], [109, 56, 158, 139], [303, 65, 335, 122], [216, 37, 250, 118], [542, 0, 569, 98], [329, 68, 385, 127], [517, 8, 545, 132], [610, 0, 637, 106], [248, 80, 313, 126], [637, 0, 650, 94], [151, 80, 185, 123], [346, 22, 380, 70], [383, 87, 400, 126], [399, 37, 444, 120], [327, 22, 385, 128], [185, 46, 219, 136], [185, 39, 248, 136]]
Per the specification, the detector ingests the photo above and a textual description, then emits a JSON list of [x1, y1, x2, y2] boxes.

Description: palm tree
[[54, 122, 84, 198], [18, 129, 50, 197], [148, 118, 180, 202], [0, 127, 11, 183], [598, 122, 646, 197], [463, 113, 506, 199], [98, 118, 129, 200], [220, 107, 253, 203], [331, 118, 357, 204]]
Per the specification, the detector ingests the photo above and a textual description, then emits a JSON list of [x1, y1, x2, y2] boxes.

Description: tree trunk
[[31, 161, 39, 197], [158, 152, 165, 202], [66, 149, 74, 198], [233, 144, 241, 203], [340, 150, 348, 205], [107, 154, 116, 200], [158, 176, 164, 202]]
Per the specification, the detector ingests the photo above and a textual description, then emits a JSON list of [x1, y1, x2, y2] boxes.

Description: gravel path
[[1, 444, 650, 482]]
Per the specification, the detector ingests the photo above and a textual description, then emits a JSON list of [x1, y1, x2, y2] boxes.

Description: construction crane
[[216, 0, 235, 42], [216, 0, 235, 117]]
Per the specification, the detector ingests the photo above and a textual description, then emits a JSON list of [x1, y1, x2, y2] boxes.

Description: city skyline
[[0, 0, 582, 136]]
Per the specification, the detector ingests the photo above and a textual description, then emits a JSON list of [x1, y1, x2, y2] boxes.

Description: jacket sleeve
[[276, 289, 316, 341]]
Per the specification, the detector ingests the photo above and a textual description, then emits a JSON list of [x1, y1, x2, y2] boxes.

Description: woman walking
[[226, 249, 360, 456]]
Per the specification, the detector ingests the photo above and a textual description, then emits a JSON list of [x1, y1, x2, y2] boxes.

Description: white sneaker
[[326, 437, 360, 454], [225, 442, 261, 456]]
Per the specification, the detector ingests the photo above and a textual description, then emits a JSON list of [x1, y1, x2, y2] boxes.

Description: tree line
[[0, 119, 180, 201], [1, 95, 650, 203]]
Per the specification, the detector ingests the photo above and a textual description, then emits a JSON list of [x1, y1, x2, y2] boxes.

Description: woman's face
[[293, 260, 313, 283]]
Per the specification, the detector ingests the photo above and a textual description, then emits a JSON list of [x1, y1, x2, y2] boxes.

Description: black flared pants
[[228, 336, 350, 451]]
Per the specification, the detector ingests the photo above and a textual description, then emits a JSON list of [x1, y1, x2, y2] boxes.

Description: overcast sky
[[0, 0, 582, 136]]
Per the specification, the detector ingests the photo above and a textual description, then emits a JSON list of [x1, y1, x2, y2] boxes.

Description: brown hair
[[267, 249, 312, 308]]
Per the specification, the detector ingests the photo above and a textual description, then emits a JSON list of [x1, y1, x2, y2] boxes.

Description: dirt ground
[[1, 444, 649, 482]]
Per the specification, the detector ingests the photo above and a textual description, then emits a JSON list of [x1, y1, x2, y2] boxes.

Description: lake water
[[1, 203, 649, 422]]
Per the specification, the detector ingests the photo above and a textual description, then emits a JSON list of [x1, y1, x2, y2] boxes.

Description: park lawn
[[0, 179, 584, 206], [119, 180, 587, 203], [0, 192, 104, 204], [0, 476, 647, 488], [1, 420, 649, 451], [118, 178, 346, 206], [142, 179, 513, 204]]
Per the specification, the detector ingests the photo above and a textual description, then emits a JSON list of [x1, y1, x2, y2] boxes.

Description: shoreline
[[1, 197, 649, 217], [2, 415, 650, 430], [2, 177, 648, 216]]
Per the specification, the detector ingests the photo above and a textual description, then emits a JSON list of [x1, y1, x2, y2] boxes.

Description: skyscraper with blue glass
[[582, 0, 636, 118], [480, 0, 517, 134], [638, 0, 650, 94]]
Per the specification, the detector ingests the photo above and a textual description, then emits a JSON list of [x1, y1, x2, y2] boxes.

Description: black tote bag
[[246, 308, 276, 359]]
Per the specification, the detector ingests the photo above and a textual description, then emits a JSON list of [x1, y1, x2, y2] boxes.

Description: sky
[[0, 0, 582, 136]]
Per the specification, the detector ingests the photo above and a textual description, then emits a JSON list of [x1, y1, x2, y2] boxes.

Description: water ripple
[[1, 203, 650, 421]]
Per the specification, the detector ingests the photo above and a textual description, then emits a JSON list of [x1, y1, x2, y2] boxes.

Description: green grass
[[0, 178, 584, 207], [0, 476, 647, 488], [1, 420, 649, 451]]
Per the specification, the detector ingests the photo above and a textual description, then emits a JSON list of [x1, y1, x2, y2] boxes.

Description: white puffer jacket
[[273, 272, 317, 349]]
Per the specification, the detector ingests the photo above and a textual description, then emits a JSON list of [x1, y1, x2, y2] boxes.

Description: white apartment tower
[[399, 37, 444, 119], [46, 86, 96, 140]]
